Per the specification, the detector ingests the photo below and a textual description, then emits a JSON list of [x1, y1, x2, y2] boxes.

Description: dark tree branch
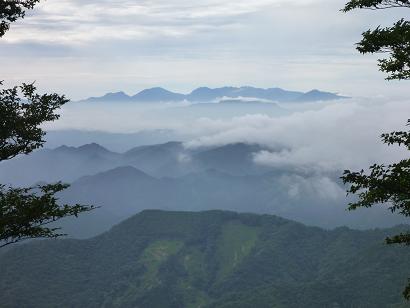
[[0, 0, 41, 37], [0, 82, 69, 162], [0, 183, 97, 247], [343, 0, 410, 11]]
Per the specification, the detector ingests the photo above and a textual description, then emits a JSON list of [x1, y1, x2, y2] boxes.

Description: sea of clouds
[[47, 97, 410, 174]]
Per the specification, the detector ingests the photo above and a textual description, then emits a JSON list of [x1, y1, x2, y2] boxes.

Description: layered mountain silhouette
[[1, 141, 406, 239], [56, 165, 405, 238], [0, 142, 268, 186], [80, 86, 348, 103], [0, 210, 409, 307]]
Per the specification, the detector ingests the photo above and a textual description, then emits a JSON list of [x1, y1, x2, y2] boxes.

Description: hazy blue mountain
[[3, 141, 405, 239], [132, 87, 186, 102], [124, 141, 184, 159], [187, 86, 239, 101], [45, 129, 185, 152], [0, 142, 270, 186], [295, 89, 348, 102], [123, 142, 192, 176], [55, 143, 116, 157], [83, 91, 132, 103], [193, 143, 268, 175], [79, 86, 348, 103], [0, 143, 122, 186], [80, 88, 184, 103], [56, 165, 406, 239], [187, 86, 304, 102], [1, 210, 409, 308]]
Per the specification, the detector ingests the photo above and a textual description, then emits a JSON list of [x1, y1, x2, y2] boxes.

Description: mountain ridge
[[79, 86, 349, 103]]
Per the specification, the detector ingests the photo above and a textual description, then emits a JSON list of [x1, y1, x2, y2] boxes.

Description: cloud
[[3, 0, 284, 44], [278, 174, 345, 201], [185, 98, 410, 172]]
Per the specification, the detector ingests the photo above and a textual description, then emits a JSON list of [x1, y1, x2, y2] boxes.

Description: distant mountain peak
[[124, 141, 183, 156], [136, 87, 170, 94], [53, 143, 115, 156], [296, 89, 349, 102], [54, 145, 76, 152], [76, 166, 155, 184], [83, 91, 131, 103], [77, 143, 111, 153], [132, 87, 185, 102]]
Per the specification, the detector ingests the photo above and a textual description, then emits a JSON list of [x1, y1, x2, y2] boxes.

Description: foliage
[[358, 19, 410, 80], [0, 210, 409, 307], [0, 183, 94, 248], [0, 0, 40, 37], [0, 82, 68, 161], [343, 0, 410, 80], [343, 0, 410, 11], [0, 82, 95, 247]]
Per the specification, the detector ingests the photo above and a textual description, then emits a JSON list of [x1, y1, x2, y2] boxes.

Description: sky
[[0, 0, 408, 100]]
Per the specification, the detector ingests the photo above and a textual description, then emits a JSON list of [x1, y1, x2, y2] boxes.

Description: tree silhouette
[[0, 0, 40, 37], [343, 0, 410, 80], [342, 0, 410, 299]]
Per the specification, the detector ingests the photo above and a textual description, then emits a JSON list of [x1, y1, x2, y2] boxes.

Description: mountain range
[[1, 142, 406, 239], [0, 142, 269, 186], [0, 210, 408, 307], [80, 86, 348, 103], [55, 164, 405, 238]]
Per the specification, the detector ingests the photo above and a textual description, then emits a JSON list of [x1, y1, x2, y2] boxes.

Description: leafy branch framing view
[[342, 0, 410, 299]]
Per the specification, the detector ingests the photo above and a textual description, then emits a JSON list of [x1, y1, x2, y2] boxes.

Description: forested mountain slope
[[0, 210, 408, 308]]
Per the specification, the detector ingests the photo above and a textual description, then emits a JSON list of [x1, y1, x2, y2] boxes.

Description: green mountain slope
[[0, 210, 409, 308]]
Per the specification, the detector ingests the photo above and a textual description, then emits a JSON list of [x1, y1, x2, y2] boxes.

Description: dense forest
[[1, 210, 409, 307]]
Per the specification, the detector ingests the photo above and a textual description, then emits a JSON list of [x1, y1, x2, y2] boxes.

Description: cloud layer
[[45, 97, 410, 174], [186, 99, 409, 171]]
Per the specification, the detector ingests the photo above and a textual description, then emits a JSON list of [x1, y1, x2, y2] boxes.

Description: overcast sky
[[0, 0, 408, 100]]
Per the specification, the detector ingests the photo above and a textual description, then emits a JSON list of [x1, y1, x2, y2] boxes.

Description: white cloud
[[185, 98, 410, 171], [278, 175, 346, 201]]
